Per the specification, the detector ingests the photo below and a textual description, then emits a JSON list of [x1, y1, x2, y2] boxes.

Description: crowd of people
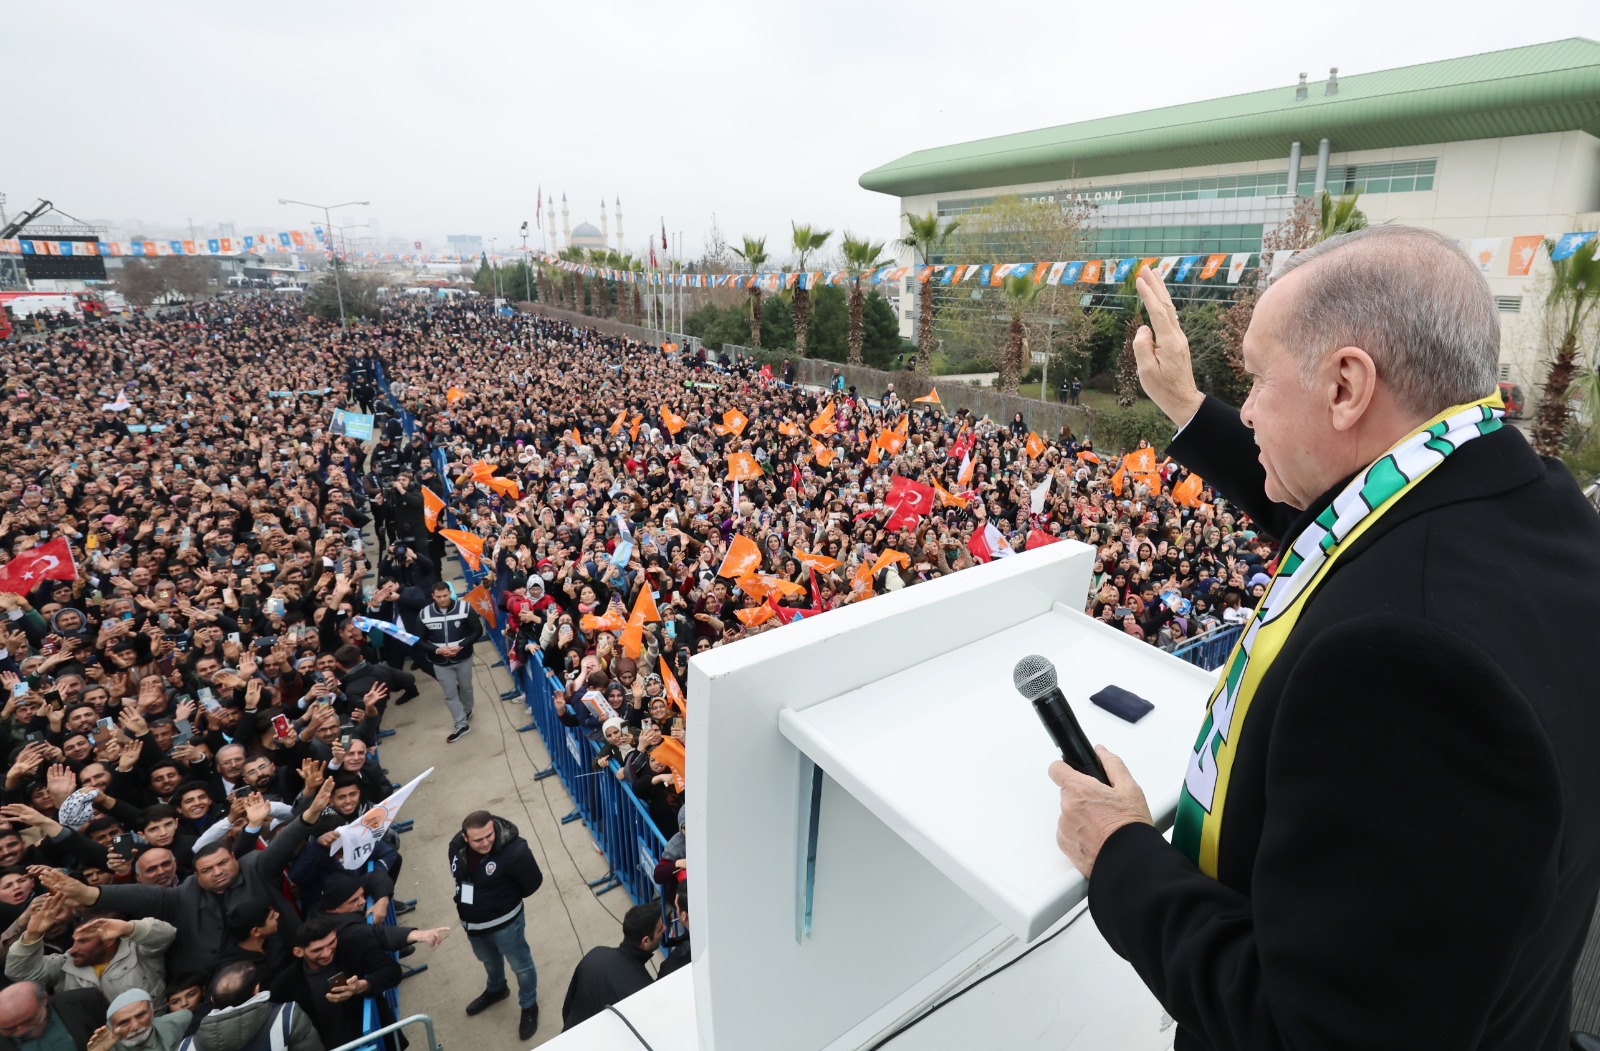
[[0, 288, 1271, 1045]]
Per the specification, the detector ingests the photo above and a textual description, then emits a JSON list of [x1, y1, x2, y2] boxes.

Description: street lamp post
[[519, 221, 532, 303], [278, 197, 369, 327]]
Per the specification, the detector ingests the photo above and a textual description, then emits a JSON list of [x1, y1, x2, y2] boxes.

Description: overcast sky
[[3, 1, 1591, 260]]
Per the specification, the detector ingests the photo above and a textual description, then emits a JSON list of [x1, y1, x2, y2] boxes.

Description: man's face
[[433, 587, 452, 610], [343, 741, 368, 771], [150, 766, 181, 797], [330, 885, 366, 915], [1238, 277, 1332, 510], [166, 984, 203, 1015], [179, 788, 211, 820], [143, 815, 178, 847], [109, 999, 155, 1044], [296, 931, 339, 971], [217, 745, 246, 780], [0, 990, 49, 1040], [244, 756, 276, 788], [66, 706, 95, 734], [194, 848, 239, 893], [136, 848, 178, 887], [331, 785, 361, 816], [68, 924, 116, 968], [0, 835, 24, 868], [464, 821, 496, 855]]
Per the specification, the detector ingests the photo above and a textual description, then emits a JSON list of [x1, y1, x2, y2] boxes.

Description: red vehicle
[[1497, 381, 1525, 419], [0, 309, 10, 342]]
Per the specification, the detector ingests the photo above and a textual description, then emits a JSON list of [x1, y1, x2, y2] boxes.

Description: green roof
[[860, 38, 1600, 198]]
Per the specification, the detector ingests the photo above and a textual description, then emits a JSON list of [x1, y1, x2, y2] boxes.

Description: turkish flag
[[886, 476, 934, 518], [1026, 529, 1062, 550], [0, 538, 78, 595]]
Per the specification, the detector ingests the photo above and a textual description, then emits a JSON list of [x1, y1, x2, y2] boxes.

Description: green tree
[[307, 265, 380, 324], [936, 194, 1095, 376], [1318, 191, 1368, 240], [897, 210, 960, 382], [787, 223, 832, 358], [1104, 270, 1148, 408], [1531, 236, 1600, 456], [999, 275, 1040, 393], [842, 234, 890, 366], [731, 236, 769, 347], [861, 291, 902, 369], [1181, 301, 1247, 404]]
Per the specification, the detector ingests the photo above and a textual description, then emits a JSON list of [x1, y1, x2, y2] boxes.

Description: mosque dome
[[571, 222, 604, 241]]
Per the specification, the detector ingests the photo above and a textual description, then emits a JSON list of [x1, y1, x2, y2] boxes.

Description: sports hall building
[[861, 38, 1600, 392]]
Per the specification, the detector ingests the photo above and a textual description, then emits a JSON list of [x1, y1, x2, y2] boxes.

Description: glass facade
[[936, 159, 1436, 217], [1086, 224, 1264, 258]]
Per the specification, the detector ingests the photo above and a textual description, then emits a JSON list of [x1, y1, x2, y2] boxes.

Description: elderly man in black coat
[[1050, 226, 1600, 1051]]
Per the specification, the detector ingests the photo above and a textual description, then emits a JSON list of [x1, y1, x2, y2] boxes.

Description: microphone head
[[1013, 654, 1057, 699]]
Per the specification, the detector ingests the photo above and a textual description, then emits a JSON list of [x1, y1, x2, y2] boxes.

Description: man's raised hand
[[1131, 267, 1206, 427]]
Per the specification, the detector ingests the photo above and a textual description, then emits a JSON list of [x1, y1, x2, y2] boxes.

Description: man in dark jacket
[[333, 644, 417, 714], [385, 473, 427, 546], [270, 914, 400, 1051], [1053, 227, 1600, 1050], [560, 903, 663, 1031], [194, 961, 323, 1051], [450, 811, 543, 1041], [36, 778, 334, 979], [413, 582, 483, 744], [0, 982, 105, 1051]]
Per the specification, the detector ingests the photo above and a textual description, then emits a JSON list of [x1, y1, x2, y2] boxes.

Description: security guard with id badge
[[449, 810, 545, 1040]]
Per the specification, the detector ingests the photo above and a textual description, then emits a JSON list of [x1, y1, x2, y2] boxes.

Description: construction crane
[[0, 199, 54, 240]]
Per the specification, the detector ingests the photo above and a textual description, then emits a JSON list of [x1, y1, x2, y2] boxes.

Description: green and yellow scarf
[[1174, 394, 1504, 877]]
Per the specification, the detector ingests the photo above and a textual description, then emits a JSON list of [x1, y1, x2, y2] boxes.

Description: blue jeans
[[469, 911, 537, 1008]]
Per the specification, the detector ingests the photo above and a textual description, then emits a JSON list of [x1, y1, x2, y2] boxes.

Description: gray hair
[[1270, 226, 1499, 416]]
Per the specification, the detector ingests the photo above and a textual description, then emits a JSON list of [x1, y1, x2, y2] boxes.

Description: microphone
[[1013, 655, 1109, 784]]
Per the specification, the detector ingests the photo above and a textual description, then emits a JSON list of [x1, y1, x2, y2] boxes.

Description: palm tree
[[842, 234, 890, 366], [898, 210, 960, 382], [1000, 275, 1040, 394], [1318, 191, 1368, 241], [731, 236, 769, 348], [1110, 268, 1147, 408], [1531, 237, 1600, 456], [788, 223, 833, 358]]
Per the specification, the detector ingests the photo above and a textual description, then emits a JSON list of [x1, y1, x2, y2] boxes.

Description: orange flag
[[568, 427, 585, 447], [735, 604, 776, 627], [877, 428, 907, 455], [1172, 473, 1205, 507], [956, 454, 975, 489], [792, 549, 841, 573], [777, 420, 801, 437], [931, 478, 968, 509], [446, 386, 466, 405], [869, 549, 910, 577], [1111, 465, 1126, 497], [609, 410, 627, 435], [811, 439, 837, 468], [721, 409, 749, 437], [580, 611, 627, 633], [716, 534, 763, 579], [894, 414, 909, 435], [468, 461, 496, 481], [726, 451, 764, 482], [485, 476, 520, 500], [630, 585, 661, 624], [652, 735, 687, 791], [660, 656, 685, 713], [439, 528, 484, 572], [629, 415, 643, 441], [849, 561, 876, 597], [464, 584, 497, 630], [735, 574, 806, 601], [661, 405, 686, 435], [809, 401, 836, 435], [421, 487, 445, 532], [913, 387, 941, 404], [865, 439, 881, 466], [1075, 450, 1101, 465], [1025, 432, 1046, 459], [620, 619, 645, 660]]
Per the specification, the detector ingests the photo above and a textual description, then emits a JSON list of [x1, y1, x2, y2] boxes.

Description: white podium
[[546, 542, 1215, 1050]]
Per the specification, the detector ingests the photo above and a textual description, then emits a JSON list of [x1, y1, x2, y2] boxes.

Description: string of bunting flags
[[0, 227, 476, 264], [536, 231, 1597, 288]]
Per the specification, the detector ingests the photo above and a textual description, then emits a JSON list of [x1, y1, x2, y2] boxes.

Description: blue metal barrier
[[1170, 623, 1243, 671]]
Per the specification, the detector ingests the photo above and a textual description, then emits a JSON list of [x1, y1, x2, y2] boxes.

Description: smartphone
[[641, 717, 654, 734], [198, 687, 220, 712], [172, 727, 193, 748], [97, 716, 116, 734], [264, 597, 286, 618], [258, 562, 277, 574], [271, 714, 292, 740], [109, 833, 142, 857], [339, 731, 352, 750], [10, 681, 29, 698], [326, 972, 349, 989], [227, 632, 241, 646], [254, 636, 279, 649], [1114, 607, 1132, 618]]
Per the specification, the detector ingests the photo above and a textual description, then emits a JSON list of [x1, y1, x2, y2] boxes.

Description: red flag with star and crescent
[[0, 538, 77, 596], [884, 476, 934, 530]]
